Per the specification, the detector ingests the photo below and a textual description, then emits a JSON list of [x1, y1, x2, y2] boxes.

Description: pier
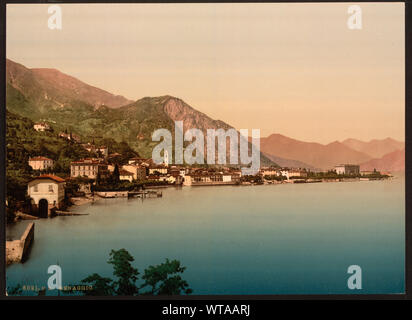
[[128, 190, 162, 198]]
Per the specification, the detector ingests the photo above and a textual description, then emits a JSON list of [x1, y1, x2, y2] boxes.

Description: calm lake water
[[6, 175, 405, 295]]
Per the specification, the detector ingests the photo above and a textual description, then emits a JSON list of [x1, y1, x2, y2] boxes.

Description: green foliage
[[81, 274, 114, 296], [141, 259, 193, 295], [7, 284, 23, 296], [264, 175, 286, 181], [112, 164, 120, 183], [6, 110, 91, 175], [241, 175, 263, 184], [78, 249, 192, 296], [108, 249, 140, 295]]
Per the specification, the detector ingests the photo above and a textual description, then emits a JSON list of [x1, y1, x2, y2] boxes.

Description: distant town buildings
[[288, 169, 308, 178], [33, 122, 51, 132], [27, 174, 66, 217], [28, 157, 54, 171], [334, 164, 360, 175]]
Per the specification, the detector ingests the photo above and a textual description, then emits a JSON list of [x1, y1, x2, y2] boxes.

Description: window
[[48, 185, 54, 193], [33, 185, 38, 192]]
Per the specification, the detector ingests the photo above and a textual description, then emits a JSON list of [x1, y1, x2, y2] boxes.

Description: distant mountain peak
[[341, 137, 404, 159], [7, 58, 133, 109]]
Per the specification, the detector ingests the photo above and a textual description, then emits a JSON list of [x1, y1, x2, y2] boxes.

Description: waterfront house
[[122, 164, 147, 181], [148, 164, 168, 175], [334, 164, 360, 175], [70, 159, 109, 179], [28, 156, 54, 171], [280, 169, 291, 179], [288, 169, 308, 178], [27, 174, 66, 217], [147, 175, 161, 182], [260, 167, 279, 177], [119, 169, 134, 182], [279, 168, 307, 180], [183, 173, 240, 186], [33, 122, 51, 132], [361, 170, 376, 176]]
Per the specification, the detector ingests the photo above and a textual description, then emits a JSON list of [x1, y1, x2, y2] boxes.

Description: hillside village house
[[27, 174, 66, 218], [122, 164, 147, 181], [128, 157, 153, 167], [96, 146, 109, 158], [28, 156, 54, 170], [33, 122, 51, 132], [334, 164, 360, 175], [81, 143, 95, 153], [81, 144, 108, 157], [70, 159, 109, 179], [59, 132, 81, 143]]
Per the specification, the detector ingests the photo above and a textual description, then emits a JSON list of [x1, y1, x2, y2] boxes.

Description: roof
[[71, 159, 103, 165], [31, 174, 65, 183], [29, 156, 53, 161], [119, 170, 133, 176]]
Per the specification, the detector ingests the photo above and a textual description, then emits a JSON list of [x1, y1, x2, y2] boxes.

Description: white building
[[28, 157, 54, 171], [334, 164, 360, 175], [33, 122, 51, 132], [27, 175, 66, 217]]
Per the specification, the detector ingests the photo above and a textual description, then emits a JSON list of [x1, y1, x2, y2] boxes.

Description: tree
[[81, 274, 114, 296], [78, 249, 192, 296], [108, 249, 139, 295], [113, 164, 120, 183], [140, 259, 193, 295]]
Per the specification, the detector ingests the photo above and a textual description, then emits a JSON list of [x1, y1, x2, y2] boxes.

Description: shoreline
[[6, 175, 395, 226]]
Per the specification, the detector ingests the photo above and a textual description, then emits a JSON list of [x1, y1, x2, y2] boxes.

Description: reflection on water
[[6, 175, 405, 295]]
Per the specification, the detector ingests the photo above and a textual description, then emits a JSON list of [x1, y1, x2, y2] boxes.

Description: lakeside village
[[9, 121, 392, 221]]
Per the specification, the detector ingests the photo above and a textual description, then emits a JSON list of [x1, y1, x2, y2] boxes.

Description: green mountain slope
[[6, 59, 276, 166]]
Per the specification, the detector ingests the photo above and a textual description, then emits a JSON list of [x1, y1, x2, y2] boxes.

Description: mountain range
[[360, 149, 405, 172], [341, 138, 404, 159], [5, 58, 405, 171]]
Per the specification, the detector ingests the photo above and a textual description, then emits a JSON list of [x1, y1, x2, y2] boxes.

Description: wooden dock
[[128, 190, 162, 198]]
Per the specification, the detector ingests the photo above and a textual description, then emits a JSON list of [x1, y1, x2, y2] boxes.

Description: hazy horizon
[[7, 3, 405, 143]]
